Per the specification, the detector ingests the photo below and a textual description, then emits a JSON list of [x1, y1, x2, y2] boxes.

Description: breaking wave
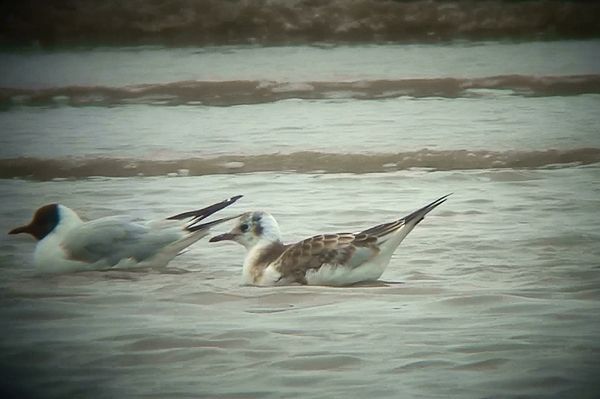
[[2, 148, 599, 180], [2, 0, 600, 47], [2, 75, 600, 107]]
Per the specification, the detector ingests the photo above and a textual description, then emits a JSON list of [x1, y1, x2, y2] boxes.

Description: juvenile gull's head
[[210, 211, 282, 250]]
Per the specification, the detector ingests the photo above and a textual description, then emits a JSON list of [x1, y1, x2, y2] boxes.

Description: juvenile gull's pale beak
[[209, 233, 238, 242]]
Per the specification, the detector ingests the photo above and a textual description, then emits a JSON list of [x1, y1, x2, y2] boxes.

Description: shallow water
[[3, 95, 600, 160], [1, 40, 600, 398], [2, 167, 600, 398]]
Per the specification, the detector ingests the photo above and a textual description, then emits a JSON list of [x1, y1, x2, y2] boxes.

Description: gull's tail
[[399, 193, 451, 227], [358, 193, 451, 248]]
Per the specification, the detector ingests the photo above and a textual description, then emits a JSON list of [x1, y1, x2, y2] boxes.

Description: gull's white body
[[212, 194, 450, 287], [245, 259, 390, 287], [33, 207, 200, 273], [10, 196, 242, 273]]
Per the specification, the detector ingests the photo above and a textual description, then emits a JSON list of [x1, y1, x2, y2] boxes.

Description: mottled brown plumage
[[210, 194, 451, 286], [274, 233, 379, 284]]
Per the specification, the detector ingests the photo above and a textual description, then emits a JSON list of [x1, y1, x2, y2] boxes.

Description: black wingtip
[[402, 193, 451, 225], [358, 193, 451, 236], [187, 214, 241, 233], [166, 195, 243, 222]]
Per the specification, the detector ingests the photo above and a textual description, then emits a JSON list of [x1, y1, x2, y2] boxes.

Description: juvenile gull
[[9, 195, 242, 273], [210, 194, 450, 286]]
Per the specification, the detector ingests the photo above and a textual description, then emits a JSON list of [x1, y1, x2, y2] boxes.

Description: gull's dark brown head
[[8, 204, 60, 241]]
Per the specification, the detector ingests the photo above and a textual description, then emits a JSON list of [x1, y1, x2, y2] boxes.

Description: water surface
[[1, 40, 599, 398]]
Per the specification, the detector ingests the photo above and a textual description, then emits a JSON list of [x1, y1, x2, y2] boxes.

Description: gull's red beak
[[8, 225, 31, 235]]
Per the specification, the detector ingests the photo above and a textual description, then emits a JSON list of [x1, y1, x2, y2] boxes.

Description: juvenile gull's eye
[[240, 223, 250, 233]]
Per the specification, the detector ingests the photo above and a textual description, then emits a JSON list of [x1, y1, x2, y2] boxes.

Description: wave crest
[[2, 149, 599, 180], [2, 75, 600, 107]]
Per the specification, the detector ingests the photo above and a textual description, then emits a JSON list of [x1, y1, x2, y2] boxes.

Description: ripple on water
[[453, 358, 509, 371], [3, 306, 84, 322], [436, 294, 511, 307], [451, 342, 533, 354], [88, 348, 223, 368], [120, 336, 251, 352], [388, 359, 456, 373], [272, 354, 363, 371]]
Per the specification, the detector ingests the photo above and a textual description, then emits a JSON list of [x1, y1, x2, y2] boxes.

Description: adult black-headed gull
[[210, 194, 450, 286], [9, 195, 243, 273]]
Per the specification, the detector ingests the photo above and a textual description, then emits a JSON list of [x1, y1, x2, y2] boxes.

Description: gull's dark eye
[[240, 223, 250, 233]]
